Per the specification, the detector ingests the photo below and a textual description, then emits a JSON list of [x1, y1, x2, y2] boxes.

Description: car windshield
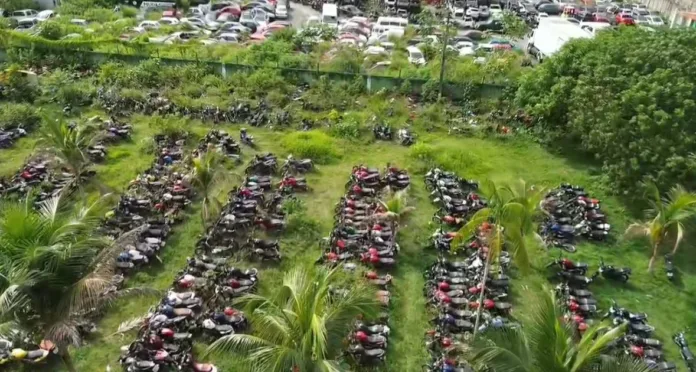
[[410, 51, 423, 59], [17, 21, 34, 28], [637, 16, 647, 21]]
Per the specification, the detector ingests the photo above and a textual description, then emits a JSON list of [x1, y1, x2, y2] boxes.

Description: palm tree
[[378, 189, 416, 223], [205, 266, 379, 372], [0, 194, 156, 372], [625, 183, 696, 272], [468, 289, 653, 372], [38, 118, 96, 179], [453, 179, 546, 338], [190, 150, 233, 227]]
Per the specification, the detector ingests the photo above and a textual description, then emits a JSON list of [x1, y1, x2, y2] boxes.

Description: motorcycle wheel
[[558, 243, 576, 253]]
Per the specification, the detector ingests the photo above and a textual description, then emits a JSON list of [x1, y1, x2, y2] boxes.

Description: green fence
[[0, 48, 507, 100]]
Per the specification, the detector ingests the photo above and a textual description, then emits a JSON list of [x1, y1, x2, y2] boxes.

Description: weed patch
[[281, 131, 341, 164]]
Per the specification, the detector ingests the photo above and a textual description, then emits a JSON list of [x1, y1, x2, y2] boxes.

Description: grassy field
[[4, 112, 696, 371]]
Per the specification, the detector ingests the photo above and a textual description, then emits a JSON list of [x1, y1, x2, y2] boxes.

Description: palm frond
[[109, 316, 147, 337], [469, 328, 532, 372], [624, 223, 650, 240], [571, 322, 626, 372]]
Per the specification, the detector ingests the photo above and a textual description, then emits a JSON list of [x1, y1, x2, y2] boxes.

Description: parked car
[[536, 3, 561, 15], [406, 45, 426, 65], [489, 4, 502, 16], [631, 8, 649, 17], [646, 15, 664, 26], [476, 19, 503, 31], [478, 6, 490, 19], [181, 17, 207, 28], [275, 4, 288, 19], [136, 20, 161, 31], [70, 19, 89, 26], [36, 10, 55, 22], [150, 31, 203, 44], [615, 13, 635, 25], [634, 15, 650, 25], [592, 12, 610, 22], [14, 18, 38, 32], [162, 9, 183, 18], [218, 5, 242, 18], [339, 5, 362, 17], [10, 9, 37, 21], [216, 32, 241, 42], [219, 21, 251, 33], [159, 17, 180, 26], [466, 7, 480, 18]]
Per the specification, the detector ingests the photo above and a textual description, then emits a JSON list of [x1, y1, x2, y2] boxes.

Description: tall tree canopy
[[516, 28, 696, 194]]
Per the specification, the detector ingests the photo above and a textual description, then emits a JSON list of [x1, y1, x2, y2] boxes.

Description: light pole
[[438, 8, 451, 100]]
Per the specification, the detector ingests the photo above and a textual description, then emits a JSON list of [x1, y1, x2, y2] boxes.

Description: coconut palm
[[625, 183, 696, 272], [38, 118, 96, 179], [453, 179, 546, 337], [205, 266, 379, 372], [378, 190, 415, 223], [0, 194, 156, 372], [468, 289, 652, 372], [190, 150, 234, 227]]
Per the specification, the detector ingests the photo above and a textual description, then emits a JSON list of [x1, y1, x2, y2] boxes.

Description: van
[[322, 3, 338, 27], [373, 16, 408, 34]]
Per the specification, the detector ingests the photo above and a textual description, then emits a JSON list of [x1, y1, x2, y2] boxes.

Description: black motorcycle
[[674, 331, 696, 372], [593, 259, 631, 283]]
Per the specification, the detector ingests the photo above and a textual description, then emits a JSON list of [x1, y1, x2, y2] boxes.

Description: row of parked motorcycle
[[426, 168, 485, 230], [424, 222, 514, 372], [540, 184, 611, 253], [318, 165, 410, 268], [119, 154, 296, 372], [317, 165, 409, 365], [0, 117, 133, 204], [97, 89, 290, 128], [0, 124, 29, 149]]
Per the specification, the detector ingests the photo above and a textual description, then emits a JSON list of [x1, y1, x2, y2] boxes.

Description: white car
[[364, 45, 387, 56], [489, 4, 502, 15], [466, 7, 479, 18], [385, 0, 396, 6], [136, 21, 161, 32], [70, 19, 89, 26], [305, 16, 321, 27], [181, 17, 207, 28], [275, 4, 288, 19], [10, 9, 37, 21], [461, 15, 475, 28], [216, 32, 241, 43], [14, 18, 38, 32], [150, 31, 202, 44], [159, 17, 180, 26], [478, 6, 490, 18], [646, 15, 664, 26], [36, 10, 55, 22], [406, 45, 425, 65]]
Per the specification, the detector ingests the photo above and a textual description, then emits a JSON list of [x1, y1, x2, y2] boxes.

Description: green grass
[[4, 113, 695, 371]]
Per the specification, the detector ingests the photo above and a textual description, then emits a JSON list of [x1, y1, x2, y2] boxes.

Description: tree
[[469, 289, 652, 372], [38, 118, 96, 180], [453, 180, 546, 337], [0, 195, 155, 372], [625, 183, 696, 272], [190, 150, 232, 228], [516, 28, 696, 194], [500, 10, 529, 40], [378, 190, 415, 223], [205, 266, 379, 371]]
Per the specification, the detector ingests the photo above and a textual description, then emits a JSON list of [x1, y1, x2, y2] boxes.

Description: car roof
[[406, 45, 422, 52]]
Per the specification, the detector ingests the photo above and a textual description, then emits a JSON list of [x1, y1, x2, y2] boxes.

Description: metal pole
[[438, 9, 451, 100]]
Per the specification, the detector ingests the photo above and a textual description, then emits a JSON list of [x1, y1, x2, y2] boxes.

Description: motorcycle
[[592, 259, 631, 283], [674, 332, 696, 372]]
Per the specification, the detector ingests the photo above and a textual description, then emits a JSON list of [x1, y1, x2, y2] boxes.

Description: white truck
[[322, 3, 338, 28], [527, 18, 592, 62]]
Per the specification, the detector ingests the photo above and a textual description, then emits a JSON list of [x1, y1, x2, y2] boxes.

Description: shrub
[[37, 21, 63, 40], [84, 8, 116, 23], [421, 79, 439, 102], [121, 6, 138, 17], [147, 115, 188, 138], [282, 198, 306, 215], [516, 27, 696, 193], [330, 119, 362, 140], [0, 103, 41, 130], [285, 213, 322, 240], [281, 131, 341, 164]]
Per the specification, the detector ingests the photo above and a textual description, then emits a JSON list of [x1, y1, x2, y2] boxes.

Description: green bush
[[84, 8, 116, 23], [281, 131, 341, 164], [516, 27, 696, 193], [121, 6, 138, 17], [0, 103, 41, 130], [37, 21, 64, 40], [330, 119, 362, 140]]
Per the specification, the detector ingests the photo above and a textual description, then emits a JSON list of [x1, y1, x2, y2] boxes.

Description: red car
[[615, 13, 635, 25], [162, 9, 182, 18], [592, 13, 610, 23]]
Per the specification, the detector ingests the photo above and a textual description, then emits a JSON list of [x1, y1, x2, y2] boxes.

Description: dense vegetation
[[516, 27, 696, 195]]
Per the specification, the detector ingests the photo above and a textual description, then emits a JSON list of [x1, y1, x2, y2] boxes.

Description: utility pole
[[438, 8, 451, 100]]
